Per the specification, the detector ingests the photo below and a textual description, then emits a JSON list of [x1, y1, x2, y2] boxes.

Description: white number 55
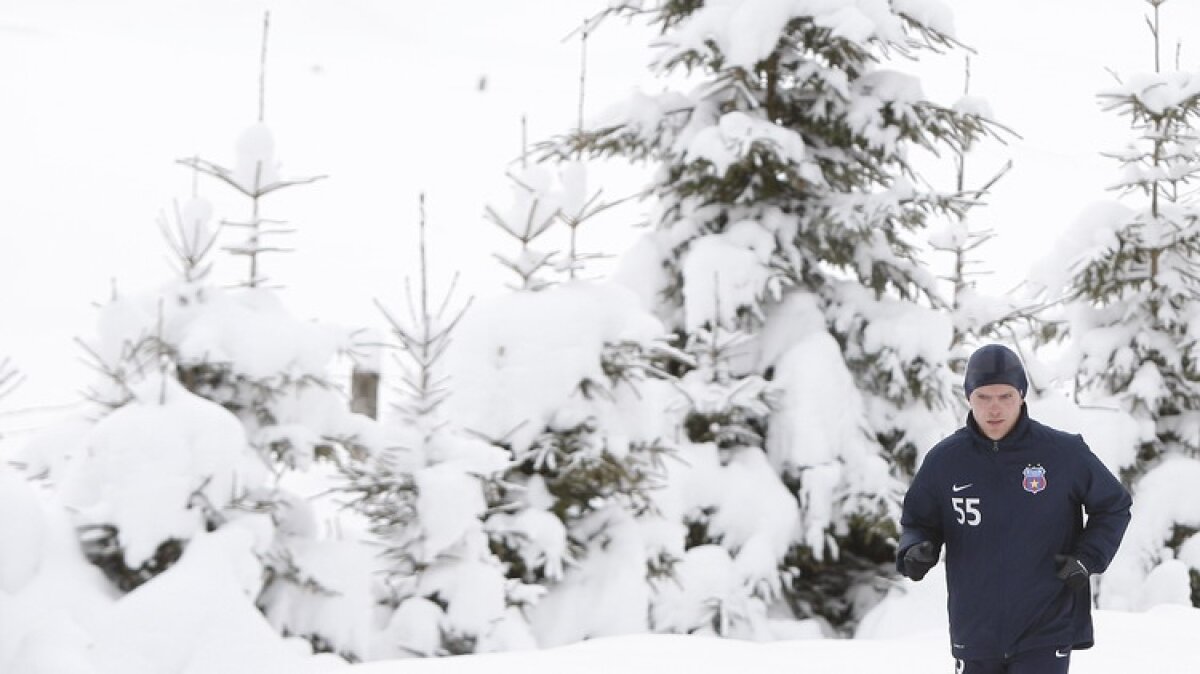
[[952, 497, 982, 526]]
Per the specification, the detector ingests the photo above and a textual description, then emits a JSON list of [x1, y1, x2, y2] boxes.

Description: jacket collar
[[966, 403, 1031, 449]]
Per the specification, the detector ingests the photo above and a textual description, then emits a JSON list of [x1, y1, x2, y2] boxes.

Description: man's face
[[968, 383, 1023, 441]]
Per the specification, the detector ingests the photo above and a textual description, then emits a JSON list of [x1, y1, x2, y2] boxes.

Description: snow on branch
[[175, 156, 328, 200]]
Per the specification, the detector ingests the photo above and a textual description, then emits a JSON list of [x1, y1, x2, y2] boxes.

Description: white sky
[[3, 0, 1200, 421]]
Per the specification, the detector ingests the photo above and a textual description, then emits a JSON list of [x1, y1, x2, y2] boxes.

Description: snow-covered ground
[[360, 608, 1200, 674]]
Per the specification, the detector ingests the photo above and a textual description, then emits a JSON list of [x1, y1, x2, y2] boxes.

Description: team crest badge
[[1022, 465, 1047, 494]]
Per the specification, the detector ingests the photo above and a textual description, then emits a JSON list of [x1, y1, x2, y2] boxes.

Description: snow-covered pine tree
[[171, 133, 347, 474], [30, 15, 394, 660], [60, 194, 277, 594], [1045, 0, 1200, 609], [339, 195, 538, 658], [541, 0, 999, 632], [648, 318, 798, 640], [59, 171, 391, 658], [439, 145, 681, 647], [446, 281, 679, 647]]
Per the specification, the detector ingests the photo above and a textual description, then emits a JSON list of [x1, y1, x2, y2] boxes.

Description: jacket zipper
[[992, 437, 1005, 654]]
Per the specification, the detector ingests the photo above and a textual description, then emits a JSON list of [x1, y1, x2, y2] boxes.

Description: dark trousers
[[956, 646, 1071, 674]]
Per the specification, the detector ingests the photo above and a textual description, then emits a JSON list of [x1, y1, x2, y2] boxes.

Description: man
[[897, 344, 1131, 674]]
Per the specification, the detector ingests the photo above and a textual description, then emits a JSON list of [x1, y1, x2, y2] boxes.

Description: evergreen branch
[[401, 276, 421, 335], [436, 271, 467, 322], [0, 357, 24, 402], [158, 200, 220, 280], [225, 245, 295, 255], [260, 547, 342, 598], [563, 188, 641, 226], [462, 421, 527, 449], [894, 12, 971, 56], [176, 157, 327, 199], [72, 333, 160, 406], [239, 226, 298, 237], [221, 217, 292, 228], [966, 159, 1013, 202], [251, 175, 329, 196], [176, 156, 236, 184]]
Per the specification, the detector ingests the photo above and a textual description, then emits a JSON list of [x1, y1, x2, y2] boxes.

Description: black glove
[[902, 541, 939, 581], [1055, 554, 1090, 591]]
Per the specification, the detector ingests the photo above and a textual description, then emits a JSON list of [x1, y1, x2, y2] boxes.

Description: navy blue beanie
[[964, 344, 1028, 399]]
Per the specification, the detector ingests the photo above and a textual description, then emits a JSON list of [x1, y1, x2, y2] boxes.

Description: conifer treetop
[[543, 0, 1003, 315]]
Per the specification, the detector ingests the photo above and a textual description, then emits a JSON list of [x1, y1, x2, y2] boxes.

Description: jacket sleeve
[[1073, 438, 1132, 574], [896, 467, 944, 577]]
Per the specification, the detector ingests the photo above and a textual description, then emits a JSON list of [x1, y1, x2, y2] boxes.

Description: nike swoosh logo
[[1055, 649, 1070, 658], [952, 483, 973, 492]]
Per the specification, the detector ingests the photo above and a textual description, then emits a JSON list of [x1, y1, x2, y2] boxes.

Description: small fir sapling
[[340, 195, 535, 656], [485, 117, 563, 291], [925, 58, 1044, 373], [176, 12, 327, 290], [553, 20, 635, 281], [487, 23, 634, 292]]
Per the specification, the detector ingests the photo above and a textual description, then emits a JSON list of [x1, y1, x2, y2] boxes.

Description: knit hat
[[963, 344, 1028, 399]]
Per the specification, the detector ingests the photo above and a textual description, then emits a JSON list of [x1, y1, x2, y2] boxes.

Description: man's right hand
[[902, 541, 939, 581]]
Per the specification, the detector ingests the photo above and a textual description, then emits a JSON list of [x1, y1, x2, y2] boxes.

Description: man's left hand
[[1055, 554, 1089, 591]]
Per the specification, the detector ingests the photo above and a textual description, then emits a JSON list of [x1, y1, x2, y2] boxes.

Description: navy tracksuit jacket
[[896, 406, 1131, 661]]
